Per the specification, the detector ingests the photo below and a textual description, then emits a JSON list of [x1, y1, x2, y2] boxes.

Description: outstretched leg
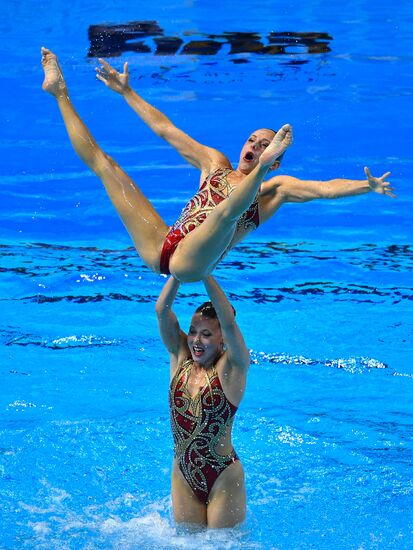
[[41, 47, 168, 272], [170, 125, 293, 281]]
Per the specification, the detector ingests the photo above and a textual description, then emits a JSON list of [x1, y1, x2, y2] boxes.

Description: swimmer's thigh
[[207, 460, 246, 529], [171, 459, 207, 525]]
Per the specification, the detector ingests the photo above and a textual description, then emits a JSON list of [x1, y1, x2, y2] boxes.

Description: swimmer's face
[[238, 128, 277, 174], [187, 313, 223, 366]]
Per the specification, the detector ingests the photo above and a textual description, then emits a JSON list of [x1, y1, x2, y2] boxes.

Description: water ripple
[[1, 241, 412, 277], [1, 243, 411, 308]]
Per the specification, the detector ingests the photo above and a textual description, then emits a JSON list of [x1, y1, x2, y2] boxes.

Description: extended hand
[[364, 167, 396, 198], [96, 59, 130, 94]]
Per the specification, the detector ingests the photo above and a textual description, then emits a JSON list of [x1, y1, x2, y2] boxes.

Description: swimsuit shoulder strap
[[208, 364, 239, 411], [177, 358, 193, 378], [171, 358, 192, 386]]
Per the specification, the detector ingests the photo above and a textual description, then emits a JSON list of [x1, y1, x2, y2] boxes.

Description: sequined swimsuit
[[160, 168, 260, 275], [169, 359, 239, 504]]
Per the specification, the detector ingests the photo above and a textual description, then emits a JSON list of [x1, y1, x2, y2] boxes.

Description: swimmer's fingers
[[95, 67, 112, 85], [364, 166, 372, 179], [95, 61, 112, 84], [96, 59, 129, 92], [380, 171, 391, 181], [96, 59, 129, 93], [98, 58, 117, 75], [378, 171, 395, 197], [375, 183, 396, 198], [95, 71, 107, 84], [364, 167, 395, 197], [97, 58, 128, 79], [384, 186, 397, 198]]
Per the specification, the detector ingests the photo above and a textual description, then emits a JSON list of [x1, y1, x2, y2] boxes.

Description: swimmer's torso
[[171, 167, 260, 242], [169, 358, 239, 503], [159, 168, 260, 274]]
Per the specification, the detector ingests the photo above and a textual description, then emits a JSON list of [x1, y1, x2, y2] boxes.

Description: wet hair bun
[[195, 301, 236, 318]]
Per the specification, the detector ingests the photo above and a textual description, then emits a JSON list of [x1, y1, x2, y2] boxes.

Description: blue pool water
[[1, 0, 412, 548]]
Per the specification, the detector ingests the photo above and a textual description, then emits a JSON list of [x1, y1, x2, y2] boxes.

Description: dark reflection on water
[[87, 21, 333, 59]]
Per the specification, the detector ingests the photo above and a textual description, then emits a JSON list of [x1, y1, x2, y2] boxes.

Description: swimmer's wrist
[[121, 85, 133, 97], [366, 178, 376, 192]]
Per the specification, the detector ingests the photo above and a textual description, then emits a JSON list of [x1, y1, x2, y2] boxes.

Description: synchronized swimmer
[[41, 46, 395, 529], [156, 275, 249, 528]]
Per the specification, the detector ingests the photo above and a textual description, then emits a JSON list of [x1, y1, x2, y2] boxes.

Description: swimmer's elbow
[[155, 299, 168, 317], [155, 117, 180, 141], [155, 302, 168, 317]]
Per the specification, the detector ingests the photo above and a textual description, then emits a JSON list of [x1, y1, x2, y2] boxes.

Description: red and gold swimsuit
[[169, 359, 239, 504], [160, 168, 260, 274]]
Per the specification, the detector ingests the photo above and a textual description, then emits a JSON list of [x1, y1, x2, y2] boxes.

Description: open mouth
[[244, 152, 254, 161], [192, 345, 204, 357]]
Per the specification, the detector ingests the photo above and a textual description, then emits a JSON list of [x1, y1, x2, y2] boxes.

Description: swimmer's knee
[[92, 151, 123, 179], [94, 150, 114, 171], [216, 203, 241, 226], [169, 257, 206, 283], [170, 268, 203, 284]]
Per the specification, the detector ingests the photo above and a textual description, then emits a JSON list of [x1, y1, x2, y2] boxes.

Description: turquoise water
[[1, 1, 412, 548]]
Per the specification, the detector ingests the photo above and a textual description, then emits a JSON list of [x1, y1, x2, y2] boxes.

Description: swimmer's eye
[[248, 138, 269, 148]]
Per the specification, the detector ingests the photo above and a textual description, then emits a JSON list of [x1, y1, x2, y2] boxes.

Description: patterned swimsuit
[[169, 359, 239, 504], [160, 168, 260, 274]]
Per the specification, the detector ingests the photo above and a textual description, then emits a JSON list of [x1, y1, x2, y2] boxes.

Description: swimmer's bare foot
[[41, 47, 67, 97], [259, 124, 293, 167]]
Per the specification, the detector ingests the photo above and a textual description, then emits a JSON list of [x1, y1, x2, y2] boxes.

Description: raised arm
[[259, 167, 395, 221], [155, 276, 187, 366], [203, 276, 250, 375], [96, 59, 225, 173]]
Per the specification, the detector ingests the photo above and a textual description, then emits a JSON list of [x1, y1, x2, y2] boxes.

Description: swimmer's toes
[[41, 47, 54, 65], [279, 124, 293, 143], [41, 51, 66, 95], [280, 123, 292, 133]]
